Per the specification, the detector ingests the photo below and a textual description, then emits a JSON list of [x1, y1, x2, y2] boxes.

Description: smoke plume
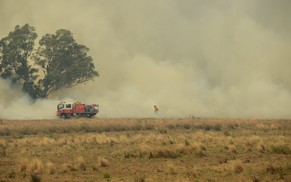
[[0, 0, 291, 119]]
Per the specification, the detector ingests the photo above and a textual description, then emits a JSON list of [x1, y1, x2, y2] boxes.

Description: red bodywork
[[56, 102, 99, 118]]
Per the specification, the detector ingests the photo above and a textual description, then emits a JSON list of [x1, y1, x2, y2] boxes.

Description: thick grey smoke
[[0, 0, 291, 119]]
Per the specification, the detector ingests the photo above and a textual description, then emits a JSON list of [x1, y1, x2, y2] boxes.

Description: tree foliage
[[0, 24, 98, 99], [0, 24, 41, 98], [33, 29, 98, 98]]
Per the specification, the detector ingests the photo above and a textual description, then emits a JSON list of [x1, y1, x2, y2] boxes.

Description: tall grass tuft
[[29, 158, 43, 174], [76, 156, 86, 171], [46, 161, 55, 174], [228, 145, 237, 154], [229, 160, 243, 173], [62, 162, 75, 172], [19, 158, 29, 172], [99, 158, 110, 167], [245, 136, 262, 148]]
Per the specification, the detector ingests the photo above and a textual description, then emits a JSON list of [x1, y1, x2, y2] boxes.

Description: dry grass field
[[0, 118, 290, 182]]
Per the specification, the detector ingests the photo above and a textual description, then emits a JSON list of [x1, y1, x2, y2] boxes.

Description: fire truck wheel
[[61, 114, 67, 119]]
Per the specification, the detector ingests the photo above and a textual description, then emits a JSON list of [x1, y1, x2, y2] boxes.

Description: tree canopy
[[0, 24, 41, 99], [0, 24, 99, 99]]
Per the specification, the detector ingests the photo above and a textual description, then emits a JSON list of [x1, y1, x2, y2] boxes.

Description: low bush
[[266, 164, 283, 175], [271, 145, 291, 154]]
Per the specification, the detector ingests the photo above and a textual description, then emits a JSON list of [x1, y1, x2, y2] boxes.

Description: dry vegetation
[[0, 118, 290, 181]]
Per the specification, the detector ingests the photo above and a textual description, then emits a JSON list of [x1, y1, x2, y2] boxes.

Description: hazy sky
[[0, 0, 291, 119]]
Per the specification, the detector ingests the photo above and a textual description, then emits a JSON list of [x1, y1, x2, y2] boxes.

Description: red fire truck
[[56, 101, 99, 118]]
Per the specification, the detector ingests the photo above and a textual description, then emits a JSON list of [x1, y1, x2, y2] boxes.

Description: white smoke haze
[[0, 79, 58, 119], [0, 0, 291, 119]]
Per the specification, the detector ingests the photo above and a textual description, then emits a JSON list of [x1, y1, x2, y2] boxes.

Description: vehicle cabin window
[[57, 104, 64, 110], [66, 104, 72, 108]]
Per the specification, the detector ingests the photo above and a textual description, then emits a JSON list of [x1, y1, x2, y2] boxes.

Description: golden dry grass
[[46, 161, 55, 175], [99, 158, 110, 167], [28, 158, 43, 174], [75, 156, 86, 171], [228, 159, 244, 173], [0, 118, 290, 181]]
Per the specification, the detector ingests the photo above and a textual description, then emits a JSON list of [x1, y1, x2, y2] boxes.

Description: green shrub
[[271, 146, 291, 154], [103, 173, 111, 179]]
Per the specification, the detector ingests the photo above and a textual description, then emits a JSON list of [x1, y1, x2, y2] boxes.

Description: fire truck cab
[[57, 101, 99, 119]]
